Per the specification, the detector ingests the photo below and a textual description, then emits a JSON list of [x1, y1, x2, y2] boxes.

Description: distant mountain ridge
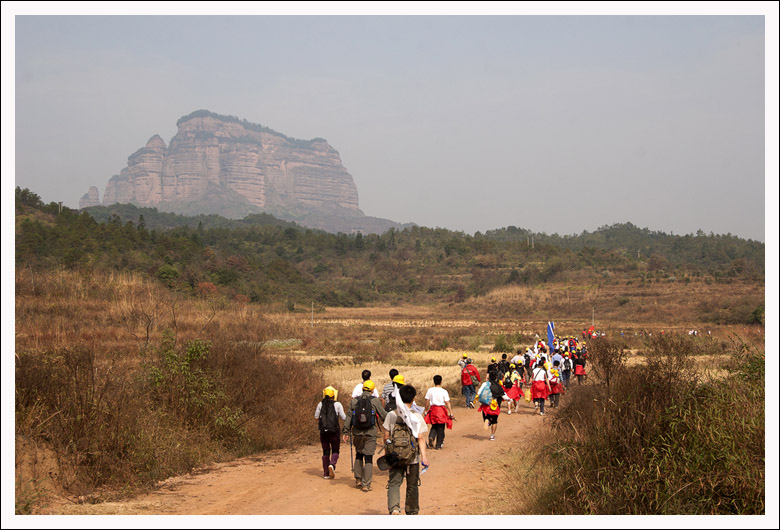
[[80, 110, 404, 234]]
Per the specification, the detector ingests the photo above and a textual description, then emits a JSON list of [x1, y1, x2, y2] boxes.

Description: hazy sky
[[5, 3, 778, 242]]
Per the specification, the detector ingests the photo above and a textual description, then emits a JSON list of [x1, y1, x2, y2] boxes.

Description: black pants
[[428, 423, 445, 449]]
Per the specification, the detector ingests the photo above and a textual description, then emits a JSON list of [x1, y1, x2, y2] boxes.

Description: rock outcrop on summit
[[86, 110, 400, 233]]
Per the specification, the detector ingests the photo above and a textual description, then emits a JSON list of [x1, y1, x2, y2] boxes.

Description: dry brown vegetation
[[14, 266, 764, 513]]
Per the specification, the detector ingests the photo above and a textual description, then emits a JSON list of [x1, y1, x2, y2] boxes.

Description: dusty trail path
[[51, 399, 550, 516]]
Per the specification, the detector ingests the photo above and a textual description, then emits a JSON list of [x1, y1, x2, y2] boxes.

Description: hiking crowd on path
[[313, 335, 588, 515]]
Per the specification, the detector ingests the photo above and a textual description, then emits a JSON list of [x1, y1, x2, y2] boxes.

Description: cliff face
[[98, 111, 366, 224], [79, 186, 101, 208]]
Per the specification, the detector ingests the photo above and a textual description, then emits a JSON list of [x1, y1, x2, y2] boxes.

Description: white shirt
[[533, 367, 549, 382], [352, 383, 380, 399], [424, 386, 450, 407]]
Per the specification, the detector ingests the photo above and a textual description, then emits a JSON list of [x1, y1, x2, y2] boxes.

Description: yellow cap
[[392, 374, 405, 385], [491, 356, 496, 362], [323, 386, 336, 399], [363, 380, 375, 392], [462, 353, 468, 358]]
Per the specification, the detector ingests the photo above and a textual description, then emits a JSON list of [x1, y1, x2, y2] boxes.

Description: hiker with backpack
[[561, 352, 572, 389], [486, 356, 499, 375], [460, 357, 480, 408], [386, 374, 404, 412], [504, 364, 525, 414], [380, 368, 400, 409], [381, 384, 429, 515], [497, 353, 511, 378], [422, 375, 454, 450], [343, 379, 388, 492], [523, 349, 533, 383], [477, 370, 510, 440], [315, 386, 347, 479]]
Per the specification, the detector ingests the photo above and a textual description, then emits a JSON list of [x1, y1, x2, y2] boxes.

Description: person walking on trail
[[523, 349, 534, 383], [460, 357, 480, 408], [477, 370, 509, 440], [486, 356, 499, 376], [530, 360, 552, 415], [380, 368, 399, 409], [423, 375, 454, 450], [314, 386, 347, 479], [382, 384, 430, 515], [457, 352, 468, 370], [343, 379, 387, 492], [497, 353, 511, 378], [504, 364, 525, 414], [548, 362, 564, 409], [352, 369, 380, 399], [561, 352, 573, 389], [574, 348, 588, 385], [384, 373, 408, 412], [511, 349, 523, 367]]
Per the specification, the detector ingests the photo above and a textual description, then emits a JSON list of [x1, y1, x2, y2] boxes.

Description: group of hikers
[[313, 335, 588, 515], [459, 336, 589, 441]]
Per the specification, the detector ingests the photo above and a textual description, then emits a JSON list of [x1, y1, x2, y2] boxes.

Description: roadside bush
[[525, 336, 764, 515], [492, 334, 514, 353]]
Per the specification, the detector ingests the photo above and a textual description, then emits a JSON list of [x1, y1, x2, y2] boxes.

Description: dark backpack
[[503, 376, 513, 390], [352, 395, 375, 430], [388, 418, 417, 466], [318, 398, 339, 433], [385, 392, 397, 412], [563, 358, 572, 371], [524, 354, 531, 367], [497, 360, 510, 375]]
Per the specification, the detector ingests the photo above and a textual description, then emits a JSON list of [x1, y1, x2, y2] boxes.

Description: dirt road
[[49, 399, 548, 516]]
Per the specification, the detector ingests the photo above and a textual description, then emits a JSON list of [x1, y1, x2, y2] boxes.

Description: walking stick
[[349, 430, 353, 473]]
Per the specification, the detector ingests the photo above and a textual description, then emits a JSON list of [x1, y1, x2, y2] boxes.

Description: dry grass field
[[14, 266, 764, 513]]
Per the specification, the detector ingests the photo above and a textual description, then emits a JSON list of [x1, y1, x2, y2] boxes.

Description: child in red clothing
[[548, 361, 564, 408]]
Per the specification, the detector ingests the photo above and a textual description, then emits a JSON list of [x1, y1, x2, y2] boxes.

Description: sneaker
[[362, 484, 372, 492], [540, 412, 545, 416], [489, 435, 495, 441], [507, 410, 512, 415], [355, 478, 362, 487], [391, 509, 401, 515], [328, 464, 335, 479], [323, 475, 330, 479]]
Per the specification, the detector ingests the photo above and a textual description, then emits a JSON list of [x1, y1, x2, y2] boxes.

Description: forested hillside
[[15, 187, 765, 316]]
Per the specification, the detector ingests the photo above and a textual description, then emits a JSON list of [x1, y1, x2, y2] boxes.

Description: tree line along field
[[14, 187, 765, 514]]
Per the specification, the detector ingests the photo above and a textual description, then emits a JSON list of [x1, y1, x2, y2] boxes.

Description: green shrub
[[492, 334, 514, 353]]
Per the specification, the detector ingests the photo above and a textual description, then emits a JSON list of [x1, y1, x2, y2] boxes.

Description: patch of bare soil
[[44, 397, 553, 516]]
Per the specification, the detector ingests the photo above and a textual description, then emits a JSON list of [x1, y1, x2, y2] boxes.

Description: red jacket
[[461, 364, 481, 385]]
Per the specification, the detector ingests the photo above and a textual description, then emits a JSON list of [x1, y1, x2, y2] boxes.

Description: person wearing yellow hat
[[457, 352, 469, 370], [315, 386, 347, 479], [343, 378, 388, 492], [383, 374, 405, 412], [486, 356, 498, 376], [477, 369, 509, 440]]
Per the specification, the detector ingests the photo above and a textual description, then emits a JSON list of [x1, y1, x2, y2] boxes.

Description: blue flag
[[547, 321, 555, 350]]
